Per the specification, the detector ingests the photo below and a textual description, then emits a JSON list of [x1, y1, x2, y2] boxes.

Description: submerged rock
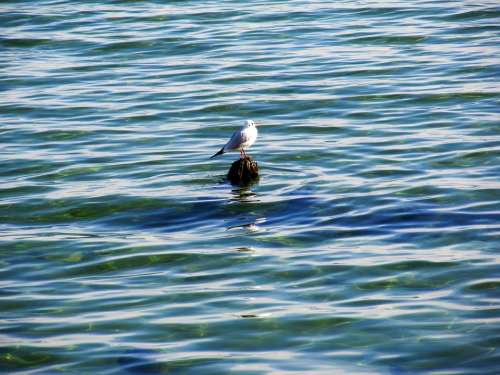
[[227, 156, 259, 185]]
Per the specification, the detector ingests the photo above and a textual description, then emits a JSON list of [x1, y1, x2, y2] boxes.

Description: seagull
[[210, 120, 258, 159]]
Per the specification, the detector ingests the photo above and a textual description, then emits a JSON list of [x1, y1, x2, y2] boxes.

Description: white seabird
[[210, 120, 258, 159]]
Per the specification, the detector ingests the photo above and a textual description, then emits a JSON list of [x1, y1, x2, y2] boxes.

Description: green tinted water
[[1, 1, 499, 374]]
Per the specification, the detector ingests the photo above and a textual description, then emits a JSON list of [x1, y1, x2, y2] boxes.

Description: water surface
[[1, 1, 500, 374]]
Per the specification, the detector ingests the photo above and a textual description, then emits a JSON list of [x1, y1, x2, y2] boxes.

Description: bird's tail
[[210, 147, 224, 159]]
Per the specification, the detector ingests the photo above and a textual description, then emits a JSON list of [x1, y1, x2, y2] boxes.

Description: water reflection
[[226, 217, 266, 232], [225, 182, 267, 232], [229, 180, 259, 203]]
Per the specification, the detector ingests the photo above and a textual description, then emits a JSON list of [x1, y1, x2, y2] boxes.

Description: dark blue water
[[1, 1, 499, 373]]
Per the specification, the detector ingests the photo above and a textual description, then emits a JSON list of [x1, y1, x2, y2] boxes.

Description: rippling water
[[1, 1, 500, 373]]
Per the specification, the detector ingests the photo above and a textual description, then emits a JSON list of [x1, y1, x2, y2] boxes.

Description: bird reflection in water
[[230, 180, 259, 203], [226, 181, 266, 232]]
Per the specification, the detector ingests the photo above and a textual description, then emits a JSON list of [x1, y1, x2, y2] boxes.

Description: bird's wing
[[224, 129, 244, 151]]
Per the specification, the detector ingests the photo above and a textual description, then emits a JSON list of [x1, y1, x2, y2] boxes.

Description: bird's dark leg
[[242, 148, 247, 158]]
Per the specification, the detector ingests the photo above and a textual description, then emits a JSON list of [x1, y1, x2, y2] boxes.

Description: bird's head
[[246, 120, 257, 128]]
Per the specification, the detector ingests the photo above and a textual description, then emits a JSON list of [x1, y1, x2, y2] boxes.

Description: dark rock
[[227, 156, 259, 185]]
